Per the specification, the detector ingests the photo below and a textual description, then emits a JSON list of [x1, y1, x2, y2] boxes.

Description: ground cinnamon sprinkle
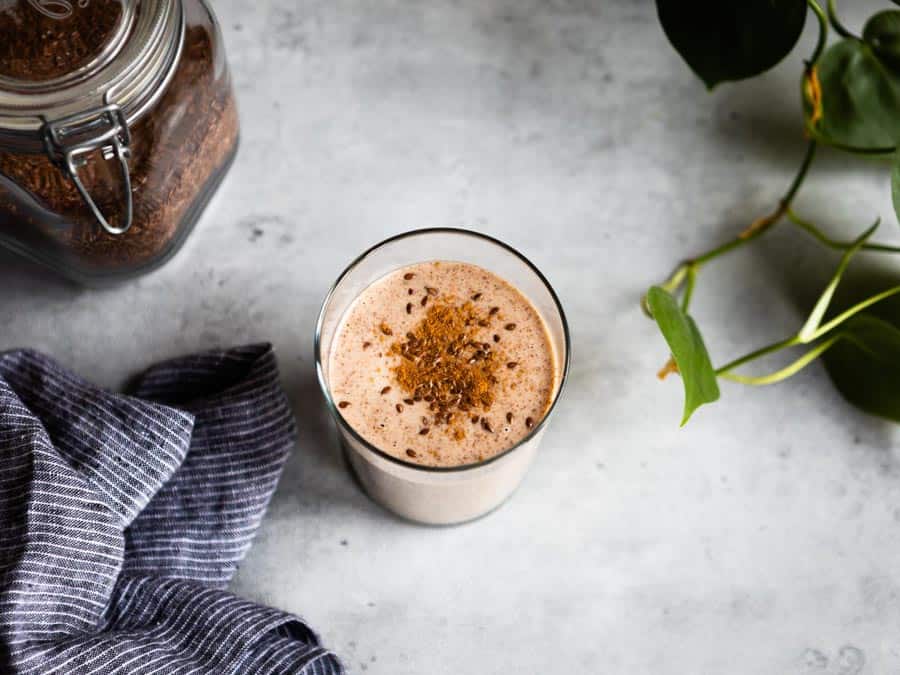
[[390, 298, 503, 440]]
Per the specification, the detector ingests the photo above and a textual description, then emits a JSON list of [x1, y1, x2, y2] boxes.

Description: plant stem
[[787, 210, 900, 253], [813, 285, 900, 338], [681, 265, 697, 313], [825, 0, 857, 40], [718, 335, 841, 385], [715, 336, 800, 377], [654, 141, 818, 300], [807, 1, 830, 66]]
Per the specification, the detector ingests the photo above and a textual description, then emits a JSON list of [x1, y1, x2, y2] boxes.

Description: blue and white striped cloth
[[0, 345, 343, 674]]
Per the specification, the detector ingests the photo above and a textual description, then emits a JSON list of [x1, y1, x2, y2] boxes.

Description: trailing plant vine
[[648, 0, 900, 424]]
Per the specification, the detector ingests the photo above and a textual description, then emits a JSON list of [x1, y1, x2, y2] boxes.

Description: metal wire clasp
[[41, 103, 134, 235]]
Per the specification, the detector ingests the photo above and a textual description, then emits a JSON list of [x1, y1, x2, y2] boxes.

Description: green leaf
[[864, 10, 900, 69], [823, 314, 900, 422], [656, 0, 807, 89], [807, 39, 900, 150], [646, 286, 720, 425]]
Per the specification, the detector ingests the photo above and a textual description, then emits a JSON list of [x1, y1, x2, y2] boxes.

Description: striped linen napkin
[[0, 344, 343, 674]]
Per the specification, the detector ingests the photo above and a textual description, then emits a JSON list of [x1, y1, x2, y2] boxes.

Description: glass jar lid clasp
[[41, 103, 134, 235]]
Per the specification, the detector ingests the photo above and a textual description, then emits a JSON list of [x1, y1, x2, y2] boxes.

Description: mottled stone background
[[1, 1, 898, 672]]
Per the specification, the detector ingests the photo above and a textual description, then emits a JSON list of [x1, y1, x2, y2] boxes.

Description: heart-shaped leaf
[[824, 313, 900, 422], [806, 39, 900, 150], [864, 10, 900, 69], [646, 286, 720, 425], [656, 0, 807, 89]]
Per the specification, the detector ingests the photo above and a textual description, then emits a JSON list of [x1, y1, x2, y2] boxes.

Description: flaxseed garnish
[[390, 298, 504, 442], [396, 403, 404, 413], [404, 398, 414, 405], [471, 293, 482, 301], [421, 416, 430, 426], [477, 319, 489, 327], [404, 272, 415, 280], [506, 412, 513, 424], [406, 302, 413, 314], [406, 448, 417, 457], [338, 401, 351, 409], [380, 386, 392, 395], [408, 288, 414, 295], [493, 334, 500, 343], [362, 341, 372, 350], [481, 418, 494, 433], [525, 416, 535, 429], [380, 322, 393, 336], [425, 286, 438, 296], [489, 307, 499, 316], [421, 295, 428, 307], [505, 323, 517, 331], [419, 428, 430, 435], [507, 361, 519, 369]]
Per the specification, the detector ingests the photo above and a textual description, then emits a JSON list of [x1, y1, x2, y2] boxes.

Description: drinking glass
[[315, 228, 570, 525]]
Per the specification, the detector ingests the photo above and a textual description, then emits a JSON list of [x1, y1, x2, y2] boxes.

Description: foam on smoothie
[[328, 261, 558, 467]]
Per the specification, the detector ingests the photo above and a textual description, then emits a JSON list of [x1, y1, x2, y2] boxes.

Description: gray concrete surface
[[2, 1, 899, 673]]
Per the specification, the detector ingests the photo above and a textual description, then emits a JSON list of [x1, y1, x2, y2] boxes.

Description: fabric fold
[[0, 344, 343, 675]]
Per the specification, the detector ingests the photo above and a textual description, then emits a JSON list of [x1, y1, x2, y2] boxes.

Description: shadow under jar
[[0, 0, 239, 284]]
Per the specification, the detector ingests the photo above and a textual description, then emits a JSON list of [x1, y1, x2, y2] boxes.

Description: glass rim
[[314, 227, 571, 474]]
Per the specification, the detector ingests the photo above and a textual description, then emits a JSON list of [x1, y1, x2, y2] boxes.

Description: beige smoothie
[[328, 260, 559, 467]]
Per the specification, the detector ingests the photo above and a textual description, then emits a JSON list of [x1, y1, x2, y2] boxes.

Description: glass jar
[[0, 0, 239, 284]]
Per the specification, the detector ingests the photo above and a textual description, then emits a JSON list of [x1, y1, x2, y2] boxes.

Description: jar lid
[[0, 0, 183, 146], [0, 1, 131, 83]]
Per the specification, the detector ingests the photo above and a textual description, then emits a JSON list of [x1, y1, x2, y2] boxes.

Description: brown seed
[[404, 272, 415, 280], [505, 323, 517, 331], [507, 362, 519, 369], [493, 334, 500, 343], [396, 404, 404, 413], [526, 417, 535, 429], [362, 341, 371, 350], [419, 428, 430, 435], [421, 416, 430, 426], [481, 419, 493, 433], [381, 386, 392, 395], [425, 286, 438, 296], [406, 302, 413, 314], [506, 412, 513, 424], [471, 415, 480, 424], [477, 319, 489, 327], [380, 322, 393, 336], [489, 307, 500, 316], [471, 292, 482, 301], [406, 448, 417, 457], [408, 288, 414, 295], [421, 296, 428, 307], [338, 401, 350, 409], [404, 398, 414, 405]]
